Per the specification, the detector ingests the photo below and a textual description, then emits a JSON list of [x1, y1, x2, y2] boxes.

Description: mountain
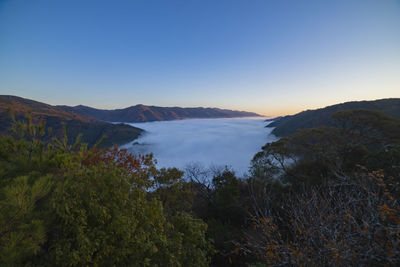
[[0, 95, 143, 147], [269, 98, 400, 137], [58, 104, 261, 122]]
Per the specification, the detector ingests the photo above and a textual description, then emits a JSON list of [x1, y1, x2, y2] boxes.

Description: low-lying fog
[[122, 118, 277, 176]]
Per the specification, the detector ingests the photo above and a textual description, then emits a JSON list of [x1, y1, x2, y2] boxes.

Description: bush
[[0, 115, 213, 266]]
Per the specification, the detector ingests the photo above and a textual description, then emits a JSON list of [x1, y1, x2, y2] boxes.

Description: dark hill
[[0, 95, 143, 147], [270, 98, 400, 137], [58, 104, 260, 123]]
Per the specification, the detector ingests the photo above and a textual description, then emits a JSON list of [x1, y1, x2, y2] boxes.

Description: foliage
[[252, 110, 400, 188], [241, 109, 400, 265], [0, 114, 212, 266], [185, 166, 252, 266], [2, 108, 400, 266]]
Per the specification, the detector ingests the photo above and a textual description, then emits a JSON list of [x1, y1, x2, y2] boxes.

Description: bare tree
[[239, 169, 400, 266]]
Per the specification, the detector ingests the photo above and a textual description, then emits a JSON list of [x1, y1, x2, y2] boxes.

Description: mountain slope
[[0, 95, 143, 147], [270, 98, 400, 137], [58, 104, 260, 122]]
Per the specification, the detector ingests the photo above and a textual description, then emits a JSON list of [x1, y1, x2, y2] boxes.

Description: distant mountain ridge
[[58, 104, 261, 123], [0, 95, 143, 147], [269, 98, 400, 137]]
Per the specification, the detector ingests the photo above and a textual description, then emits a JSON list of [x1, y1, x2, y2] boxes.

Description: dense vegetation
[[1, 107, 399, 266], [0, 115, 212, 266], [187, 109, 400, 266], [245, 110, 400, 265], [269, 98, 400, 136]]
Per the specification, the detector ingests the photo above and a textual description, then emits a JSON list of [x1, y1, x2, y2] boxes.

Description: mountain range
[[4, 95, 399, 146], [57, 104, 260, 123], [0, 95, 260, 147], [269, 98, 400, 137]]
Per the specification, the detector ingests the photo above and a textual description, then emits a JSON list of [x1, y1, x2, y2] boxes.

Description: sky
[[0, 0, 399, 116]]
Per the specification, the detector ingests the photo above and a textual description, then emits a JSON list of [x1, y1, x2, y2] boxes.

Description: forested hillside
[[269, 98, 400, 136], [0, 95, 143, 147]]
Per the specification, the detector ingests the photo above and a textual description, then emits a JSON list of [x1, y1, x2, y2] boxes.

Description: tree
[[242, 109, 400, 265], [241, 169, 400, 266], [0, 115, 213, 266]]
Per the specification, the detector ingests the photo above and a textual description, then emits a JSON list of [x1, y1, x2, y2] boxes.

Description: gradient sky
[[0, 0, 399, 116]]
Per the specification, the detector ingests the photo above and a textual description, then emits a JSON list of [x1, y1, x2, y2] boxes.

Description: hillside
[[0, 95, 143, 147], [58, 104, 260, 122], [269, 98, 400, 137]]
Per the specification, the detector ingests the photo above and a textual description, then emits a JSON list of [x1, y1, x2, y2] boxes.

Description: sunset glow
[[1, 0, 399, 115]]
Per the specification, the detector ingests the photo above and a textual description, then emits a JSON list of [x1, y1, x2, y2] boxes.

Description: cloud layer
[[123, 118, 277, 176]]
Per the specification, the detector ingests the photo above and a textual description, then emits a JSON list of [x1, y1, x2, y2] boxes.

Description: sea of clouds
[[122, 117, 277, 176]]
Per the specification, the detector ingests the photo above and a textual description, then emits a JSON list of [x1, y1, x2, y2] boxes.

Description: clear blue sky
[[0, 0, 399, 116]]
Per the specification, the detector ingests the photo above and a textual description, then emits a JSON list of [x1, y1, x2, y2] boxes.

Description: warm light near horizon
[[0, 1, 399, 116]]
